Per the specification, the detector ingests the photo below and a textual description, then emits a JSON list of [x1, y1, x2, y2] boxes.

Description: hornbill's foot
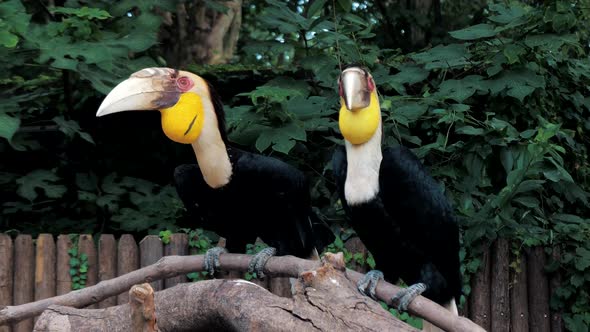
[[247, 247, 277, 279], [391, 282, 427, 312], [357, 270, 384, 300], [203, 246, 228, 276]]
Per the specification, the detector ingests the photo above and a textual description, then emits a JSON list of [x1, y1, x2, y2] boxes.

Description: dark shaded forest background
[[1, 0, 589, 330]]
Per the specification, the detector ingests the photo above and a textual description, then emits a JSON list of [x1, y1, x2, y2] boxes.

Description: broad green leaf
[[50, 6, 112, 20], [411, 44, 471, 70], [488, 3, 526, 24], [500, 148, 513, 172], [435, 75, 484, 102], [524, 34, 573, 52], [393, 103, 428, 126], [16, 170, 67, 201], [455, 126, 484, 136], [0, 113, 20, 141], [0, 0, 31, 38], [255, 122, 306, 154], [336, 0, 352, 12], [513, 196, 539, 208], [449, 24, 497, 40], [553, 214, 585, 224], [515, 180, 545, 194], [53, 116, 95, 144], [0, 29, 18, 48], [390, 65, 430, 86], [503, 44, 525, 64], [307, 0, 328, 18], [482, 69, 545, 102]]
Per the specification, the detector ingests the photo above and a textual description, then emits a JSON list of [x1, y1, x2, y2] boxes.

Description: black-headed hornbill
[[96, 67, 334, 278], [332, 65, 462, 330]]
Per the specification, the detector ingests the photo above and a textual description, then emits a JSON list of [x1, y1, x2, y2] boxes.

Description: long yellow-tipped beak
[[96, 70, 180, 117], [341, 67, 371, 111]]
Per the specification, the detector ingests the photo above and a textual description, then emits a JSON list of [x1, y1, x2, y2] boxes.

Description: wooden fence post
[[78, 235, 98, 309], [164, 233, 188, 289], [140, 235, 163, 291], [56, 235, 73, 295], [549, 247, 563, 332], [0, 234, 13, 332], [34, 234, 56, 324], [491, 238, 510, 331], [528, 246, 550, 332], [98, 234, 117, 308], [12, 235, 34, 332], [469, 244, 491, 331], [510, 250, 529, 332], [117, 235, 139, 305]]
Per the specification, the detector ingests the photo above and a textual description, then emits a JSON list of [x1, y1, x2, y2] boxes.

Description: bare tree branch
[[1, 253, 484, 332]]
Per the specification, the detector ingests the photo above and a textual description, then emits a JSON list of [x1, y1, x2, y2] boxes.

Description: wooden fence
[[0, 234, 564, 332]]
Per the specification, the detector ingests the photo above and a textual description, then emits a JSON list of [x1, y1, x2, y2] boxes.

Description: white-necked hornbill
[[96, 67, 334, 278], [332, 65, 462, 330]]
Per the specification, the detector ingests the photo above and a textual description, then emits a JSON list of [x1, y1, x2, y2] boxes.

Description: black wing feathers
[[379, 146, 462, 302]]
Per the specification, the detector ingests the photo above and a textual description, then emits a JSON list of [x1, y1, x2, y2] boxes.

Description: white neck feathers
[[190, 90, 232, 189], [344, 118, 383, 206]]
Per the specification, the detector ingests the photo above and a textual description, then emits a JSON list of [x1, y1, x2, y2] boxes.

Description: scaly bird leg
[[356, 270, 384, 300], [391, 282, 427, 311], [203, 246, 228, 276], [247, 247, 277, 279]]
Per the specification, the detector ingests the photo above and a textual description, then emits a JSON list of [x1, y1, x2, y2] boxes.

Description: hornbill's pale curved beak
[[96, 68, 181, 117], [340, 67, 371, 111]]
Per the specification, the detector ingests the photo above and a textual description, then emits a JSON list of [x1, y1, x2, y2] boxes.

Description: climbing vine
[[67, 235, 89, 290]]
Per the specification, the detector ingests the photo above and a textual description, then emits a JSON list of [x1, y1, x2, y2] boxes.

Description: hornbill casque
[[96, 67, 334, 278], [332, 65, 462, 331]]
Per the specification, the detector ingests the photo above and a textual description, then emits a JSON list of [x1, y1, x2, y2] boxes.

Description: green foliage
[[185, 228, 215, 281], [68, 235, 89, 290], [379, 300, 423, 329], [322, 228, 376, 271], [235, 1, 590, 327], [1, 0, 589, 326]]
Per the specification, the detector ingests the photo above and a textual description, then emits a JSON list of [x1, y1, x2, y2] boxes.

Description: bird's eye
[[177, 76, 193, 91], [338, 79, 344, 97]]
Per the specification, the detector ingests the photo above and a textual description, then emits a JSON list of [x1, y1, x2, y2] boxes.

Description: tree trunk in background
[[159, 0, 242, 68], [375, 0, 439, 50]]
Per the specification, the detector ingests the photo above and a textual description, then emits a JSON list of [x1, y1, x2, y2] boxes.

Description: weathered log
[[129, 284, 158, 332], [98, 235, 117, 308], [12, 235, 34, 332], [491, 239, 510, 331], [469, 244, 491, 330], [1, 253, 484, 332], [117, 235, 139, 305], [528, 246, 550, 332], [510, 252, 528, 332], [33, 253, 417, 332], [0, 234, 13, 332]]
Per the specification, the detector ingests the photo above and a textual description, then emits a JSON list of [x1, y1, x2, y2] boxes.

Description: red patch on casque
[[176, 76, 194, 92], [367, 77, 375, 91]]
